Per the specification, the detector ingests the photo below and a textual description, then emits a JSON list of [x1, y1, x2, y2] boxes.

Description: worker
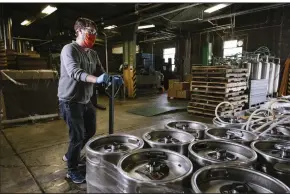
[[57, 17, 119, 184]]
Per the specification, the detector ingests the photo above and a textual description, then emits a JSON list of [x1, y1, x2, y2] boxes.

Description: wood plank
[[192, 76, 247, 83], [187, 106, 242, 117], [190, 98, 248, 105], [191, 93, 248, 101], [191, 81, 247, 88], [188, 102, 244, 110], [191, 72, 248, 78], [191, 90, 246, 97], [191, 85, 247, 93]]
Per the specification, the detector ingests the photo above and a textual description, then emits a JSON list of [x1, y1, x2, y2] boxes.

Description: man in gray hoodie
[[58, 17, 108, 184]]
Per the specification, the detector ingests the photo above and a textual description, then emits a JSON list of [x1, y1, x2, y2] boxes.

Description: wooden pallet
[[190, 98, 248, 106], [192, 66, 248, 73], [191, 85, 247, 93], [191, 81, 247, 88], [188, 101, 244, 110], [191, 72, 248, 78], [191, 93, 248, 101], [0, 41, 7, 68], [187, 106, 243, 117], [191, 90, 246, 98], [192, 76, 247, 83]]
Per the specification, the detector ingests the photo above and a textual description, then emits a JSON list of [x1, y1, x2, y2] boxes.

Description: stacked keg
[[86, 119, 290, 193]]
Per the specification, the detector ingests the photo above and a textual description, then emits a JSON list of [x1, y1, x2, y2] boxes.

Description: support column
[[121, 22, 139, 98]]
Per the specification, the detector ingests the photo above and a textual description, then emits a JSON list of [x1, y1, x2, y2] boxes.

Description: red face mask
[[81, 33, 96, 48]]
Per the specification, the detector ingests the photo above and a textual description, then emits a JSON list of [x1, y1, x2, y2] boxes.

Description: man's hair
[[74, 17, 97, 33]]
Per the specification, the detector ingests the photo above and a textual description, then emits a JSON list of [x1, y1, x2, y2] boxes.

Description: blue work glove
[[112, 76, 124, 87], [96, 73, 109, 84]]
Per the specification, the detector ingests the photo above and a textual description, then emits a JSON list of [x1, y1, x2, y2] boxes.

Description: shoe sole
[[66, 174, 85, 184]]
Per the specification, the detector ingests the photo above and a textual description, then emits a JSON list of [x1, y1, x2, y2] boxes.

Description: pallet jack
[[102, 75, 124, 134]]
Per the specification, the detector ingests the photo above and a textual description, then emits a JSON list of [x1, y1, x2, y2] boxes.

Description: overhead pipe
[[102, 32, 109, 73], [201, 3, 288, 24], [99, 3, 164, 24], [117, 3, 200, 29], [12, 37, 51, 42]]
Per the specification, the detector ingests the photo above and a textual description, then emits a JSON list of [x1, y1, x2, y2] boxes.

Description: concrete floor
[[0, 94, 212, 193]]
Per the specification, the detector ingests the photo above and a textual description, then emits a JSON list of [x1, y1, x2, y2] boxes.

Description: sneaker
[[62, 154, 86, 167], [62, 154, 68, 162], [66, 171, 86, 184]]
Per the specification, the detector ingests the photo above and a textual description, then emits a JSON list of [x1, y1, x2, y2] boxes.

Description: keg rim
[[251, 140, 290, 163], [142, 129, 195, 146], [191, 164, 290, 193], [205, 127, 259, 142], [188, 139, 258, 165], [165, 120, 208, 131], [85, 133, 144, 156], [117, 148, 193, 184]]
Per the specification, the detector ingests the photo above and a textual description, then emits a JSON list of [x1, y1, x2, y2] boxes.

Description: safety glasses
[[84, 27, 97, 35]]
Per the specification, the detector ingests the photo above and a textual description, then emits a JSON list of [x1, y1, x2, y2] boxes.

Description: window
[[223, 40, 243, 58], [112, 45, 139, 54], [163, 47, 176, 71]]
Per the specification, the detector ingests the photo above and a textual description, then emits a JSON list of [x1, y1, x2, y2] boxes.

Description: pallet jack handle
[[104, 75, 124, 134]]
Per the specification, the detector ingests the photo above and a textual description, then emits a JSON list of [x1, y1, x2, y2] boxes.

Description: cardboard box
[[168, 89, 177, 98], [184, 75, 193, 83], [177, 90, 189, 99], [174, 82, 190, 90], [169, 79, 179, 89]]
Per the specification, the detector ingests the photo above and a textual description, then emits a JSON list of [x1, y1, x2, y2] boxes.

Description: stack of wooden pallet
[[188, 66, 249, 117], [0, 40, 7, 70]]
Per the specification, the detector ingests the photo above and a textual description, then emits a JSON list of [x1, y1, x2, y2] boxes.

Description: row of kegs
[[85, 120, 290, 193]]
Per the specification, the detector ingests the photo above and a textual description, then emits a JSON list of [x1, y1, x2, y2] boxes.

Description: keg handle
[[127, 138, 140, 145], [220, 182, 254, 194], [146, 151, 168, 160], [274, 143, 290, 158], [226, 130, 244, 139], [207, 168, 229, 181]]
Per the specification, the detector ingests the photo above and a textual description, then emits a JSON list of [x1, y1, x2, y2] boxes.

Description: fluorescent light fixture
[[104, 25, 117, 30], [21, 20, 32, 26], [41, 5, 57, 15], [138, 24, 155, 30], [204, 4, 229, 13]]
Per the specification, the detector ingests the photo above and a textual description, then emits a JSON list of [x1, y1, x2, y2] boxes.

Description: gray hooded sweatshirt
[[57, 41, 104, 104]]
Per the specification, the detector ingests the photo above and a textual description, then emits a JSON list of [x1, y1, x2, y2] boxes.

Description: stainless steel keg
[[251, 140, 290, 186], [188, 140, 257, 168], [205, 127, 259, 145], [165, 120, 208, 139], [191, 165, 290, 193], [212, 117, 246, 128], [86, 134, 144, 193], [142, 130, 195, 155], [251, 123, 290, 140], [117, 148, 193, 193]]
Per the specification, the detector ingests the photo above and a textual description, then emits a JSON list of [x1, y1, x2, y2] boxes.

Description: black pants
[[59, 101, 96, 172]]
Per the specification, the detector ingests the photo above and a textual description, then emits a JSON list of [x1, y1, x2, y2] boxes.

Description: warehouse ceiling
[[1, 3, 286, 46]]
